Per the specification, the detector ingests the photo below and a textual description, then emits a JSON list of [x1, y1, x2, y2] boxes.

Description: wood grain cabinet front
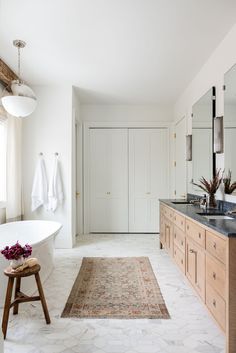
[[206, 230, 226, 265], [206, 255, 226, 299], [164, 221, 174, 257], [173, 244, 185, 274], [173, 226, 186, 252], [159, 213, 173, 257], [186, 219, 206, 248], [173, 212, 186, 232], [186, 238, 205, 301], [206, 283, 226, 331]]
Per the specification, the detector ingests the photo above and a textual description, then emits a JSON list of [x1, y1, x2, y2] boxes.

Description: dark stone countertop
[[159, 199, 236, 238]]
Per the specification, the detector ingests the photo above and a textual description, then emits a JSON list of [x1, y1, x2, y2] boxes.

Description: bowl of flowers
[[1, 242, 32, 269]]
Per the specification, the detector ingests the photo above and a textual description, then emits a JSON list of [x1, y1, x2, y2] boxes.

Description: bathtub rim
[[0, 220, 62, 247]]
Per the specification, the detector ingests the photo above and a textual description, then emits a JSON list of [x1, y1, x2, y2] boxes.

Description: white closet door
[[129, 129, 169, 233], [89, 129, 128, 232]]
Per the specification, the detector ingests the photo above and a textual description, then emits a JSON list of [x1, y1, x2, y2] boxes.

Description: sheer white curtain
[[0, 107, 7, 203], [5, 114, 23, 222]]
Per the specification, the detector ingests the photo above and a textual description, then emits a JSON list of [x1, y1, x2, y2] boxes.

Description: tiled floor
[[3, 234, 225, 353]]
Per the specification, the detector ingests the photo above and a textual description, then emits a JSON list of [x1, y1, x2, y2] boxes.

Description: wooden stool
[[2, 264, 50, 339]]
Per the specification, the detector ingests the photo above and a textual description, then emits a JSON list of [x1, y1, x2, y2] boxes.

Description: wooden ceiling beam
[[0, 58, 18, 86]]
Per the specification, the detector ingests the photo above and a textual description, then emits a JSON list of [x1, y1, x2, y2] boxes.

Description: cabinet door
[[89, 129, 128, 232], [186, 238, 205, 301], [160, 213, 165, 247], [129, 129, 169, 232], [186, 239, 196, 285]]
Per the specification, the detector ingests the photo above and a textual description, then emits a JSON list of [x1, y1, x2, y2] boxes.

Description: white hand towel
[[47, 156, 64, 212], [31, 157, 48, 212]]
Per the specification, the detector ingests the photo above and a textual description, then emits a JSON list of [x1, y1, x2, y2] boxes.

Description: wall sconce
[[214, 116, 224, 153], [186, 135, 192, 161]]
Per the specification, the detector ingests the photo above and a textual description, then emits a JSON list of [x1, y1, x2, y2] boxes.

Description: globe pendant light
[[1, 40, 37, 118]]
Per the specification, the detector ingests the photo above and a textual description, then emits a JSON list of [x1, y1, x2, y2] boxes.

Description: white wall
[[174, 23, 236, 202], [80, 104, 173, 122], [22, 85, 75, 248]]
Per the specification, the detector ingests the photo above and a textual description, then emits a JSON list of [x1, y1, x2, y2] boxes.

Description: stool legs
[[13, 277, 21, 315], [2, 277, 14, 339], [35, 273, 51, 324]]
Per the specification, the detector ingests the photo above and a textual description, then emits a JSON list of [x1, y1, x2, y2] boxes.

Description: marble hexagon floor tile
[[2, 234, 225, 353]]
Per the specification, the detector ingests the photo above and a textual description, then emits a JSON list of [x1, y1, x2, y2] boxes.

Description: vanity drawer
[[163, 206, 173, 222], [173, 244, 185, 274], [206, 255, 226, 299], [206, 283, 226, 331], [206, 231, 226, 265], [173, 212, 185, 232], [174, 226, 185, 252], [186, 219, 205, 248]]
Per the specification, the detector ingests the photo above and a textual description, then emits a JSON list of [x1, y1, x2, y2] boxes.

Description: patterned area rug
[[61, 257, 170, 319]]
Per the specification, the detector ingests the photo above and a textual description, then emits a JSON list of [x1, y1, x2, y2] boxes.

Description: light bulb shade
[[1, 81, 37, 118], [214, 116, 224, 154], [186, 135, 192, 161]]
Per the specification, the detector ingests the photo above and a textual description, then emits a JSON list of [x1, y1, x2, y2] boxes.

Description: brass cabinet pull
[[181, 259, 183, 264], [189, 249, 196, 254], [187, 225, 189, 230], [198, 233, 201, 238], [174, 233, 176, 238], [181, 241, 184, 246], [106, 192, 111, 195], [213, 242, 217, 249], [213, 272, 216, 280], [213, 299, 216, 307]]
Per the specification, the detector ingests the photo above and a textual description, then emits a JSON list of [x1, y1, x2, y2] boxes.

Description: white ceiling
[[0, 0, 236, 104]]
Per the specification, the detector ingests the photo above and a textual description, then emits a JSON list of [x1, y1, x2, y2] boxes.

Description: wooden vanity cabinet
[[160, 202, 236, 353]]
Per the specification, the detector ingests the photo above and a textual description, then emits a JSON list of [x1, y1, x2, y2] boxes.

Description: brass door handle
[[76, 192, 80, 197], [106, 192, 111, 195]]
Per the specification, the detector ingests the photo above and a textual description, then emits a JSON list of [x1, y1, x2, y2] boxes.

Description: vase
[[208, 193, 217, 208], [10, 256, 25, 269]]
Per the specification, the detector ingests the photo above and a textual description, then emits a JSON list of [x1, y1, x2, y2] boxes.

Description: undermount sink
[[171, 201, 191, 205], [204, 215, 234, 220], [198, 214, 234, 220]]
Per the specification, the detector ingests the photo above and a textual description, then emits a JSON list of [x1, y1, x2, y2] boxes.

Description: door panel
[[129, 129, 169, 232], [89, 129, 128, 232], [186, 238, 205, 300]]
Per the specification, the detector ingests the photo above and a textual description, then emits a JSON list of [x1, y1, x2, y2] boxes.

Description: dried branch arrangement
[[223, 170, 236, 195], [192, 169, 222, 195]]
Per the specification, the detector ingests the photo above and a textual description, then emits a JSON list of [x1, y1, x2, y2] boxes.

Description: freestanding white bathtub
[[0, 220, 62, 307]]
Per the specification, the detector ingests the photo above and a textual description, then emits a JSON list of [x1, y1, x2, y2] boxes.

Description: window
[[0, 119, 6, 202]]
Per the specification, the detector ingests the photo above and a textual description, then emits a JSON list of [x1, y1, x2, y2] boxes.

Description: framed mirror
[[224, 64, 236, 185], [191, 87, 216, 191]]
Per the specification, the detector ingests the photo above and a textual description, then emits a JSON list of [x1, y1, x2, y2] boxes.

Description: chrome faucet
[[189, 195, 207, 206], [226, 207, 236, 215]]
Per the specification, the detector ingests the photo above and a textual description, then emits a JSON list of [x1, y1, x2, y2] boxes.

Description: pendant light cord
[[18, 45, 21, 81]]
